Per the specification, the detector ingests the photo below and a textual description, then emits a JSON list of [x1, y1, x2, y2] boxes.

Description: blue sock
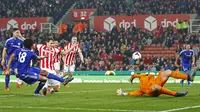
[[5, 75, 10, 88], [188, 80, 191, 84], [34, 82, 46, 94], [47, 73, 65, 82]]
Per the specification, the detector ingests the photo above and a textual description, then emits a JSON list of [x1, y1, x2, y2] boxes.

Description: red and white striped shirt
[[54, 46, 62, 63], [64, 43, 81, 65], [34, 44, 61, 70]]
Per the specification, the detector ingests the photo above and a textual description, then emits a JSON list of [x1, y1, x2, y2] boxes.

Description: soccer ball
[[132, 51, 142, 60]]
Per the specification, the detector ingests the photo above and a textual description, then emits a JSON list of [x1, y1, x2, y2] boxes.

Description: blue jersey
[[13, 48, 38, 73], [180, 49, 194, 64], [4, 37, 23, 69], [179, 49, 194, 72], [4, 37, 24, 60]]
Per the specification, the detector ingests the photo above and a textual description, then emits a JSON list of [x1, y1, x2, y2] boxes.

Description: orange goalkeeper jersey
[[139, 74, 155, 94]]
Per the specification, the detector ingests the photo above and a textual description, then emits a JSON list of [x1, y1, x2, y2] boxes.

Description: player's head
[[54, 40, 59, 47], [12, 28, 20, 38], [24, 39, 33, 50], [46, 37, 54, 48], [71, 36, 77, 44], [186, 44, 190, 51]]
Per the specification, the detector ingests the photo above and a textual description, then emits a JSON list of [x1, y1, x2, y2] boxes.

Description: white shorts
[[54, 62, 60, 70], [63, 65, 75, 73], [41, 68, 60, 86]]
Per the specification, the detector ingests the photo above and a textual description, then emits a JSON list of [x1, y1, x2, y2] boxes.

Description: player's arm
[[1, 47, 7, 66], [175, 51, 182, 66], [37, 55, 48, 60], [78, 48, 84, 63], [61, 44, 78, 54], [5, 53, 16, 75], [129, 73, 146, 84], [175, 55, 180, 66], [192, 52, 195, 66], [18, 31, 26, 40]]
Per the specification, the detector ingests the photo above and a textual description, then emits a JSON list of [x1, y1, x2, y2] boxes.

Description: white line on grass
[[0, 95, 16, 98], [0, 106, 158, 112], [58, 89, 114, 94], [160, 105, 200, 112]]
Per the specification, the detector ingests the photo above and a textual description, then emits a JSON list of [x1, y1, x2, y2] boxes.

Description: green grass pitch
[[0, 83, 200, 112]]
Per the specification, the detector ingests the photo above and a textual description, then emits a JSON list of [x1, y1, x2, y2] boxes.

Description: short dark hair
[[24, 39, 33, 49], [12, 28, 19, 33], [45, 37, 54, 43]]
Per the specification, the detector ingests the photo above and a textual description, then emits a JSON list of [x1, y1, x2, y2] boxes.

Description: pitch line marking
[[0, 106, 158, 112], [160, 105, 200, 112]]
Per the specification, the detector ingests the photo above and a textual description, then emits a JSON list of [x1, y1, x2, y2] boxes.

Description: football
[[132, 51, 142, 60]]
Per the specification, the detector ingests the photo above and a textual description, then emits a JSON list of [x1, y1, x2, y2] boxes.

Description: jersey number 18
[[19, 52, 27, 63]]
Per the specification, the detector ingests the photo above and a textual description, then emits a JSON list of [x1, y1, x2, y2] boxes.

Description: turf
[[0, 83, 200, 112]]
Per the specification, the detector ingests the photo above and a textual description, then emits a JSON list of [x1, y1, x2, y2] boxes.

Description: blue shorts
[[18, 67, 41, 85], [182, 63, 191, 72]]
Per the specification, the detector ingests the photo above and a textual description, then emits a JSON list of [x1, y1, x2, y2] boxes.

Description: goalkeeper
[[117, 67, 198, 97]]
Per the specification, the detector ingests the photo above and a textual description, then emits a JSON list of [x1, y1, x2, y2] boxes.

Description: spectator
[[146, 37, 152, 45], [193, 45, 199, 59]]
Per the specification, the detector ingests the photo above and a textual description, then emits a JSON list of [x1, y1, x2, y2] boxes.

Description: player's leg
[[40, 69, 72, 85], [54, 62, 61, 75], [155, 69, 195, 87], [180, 64, 191, 86], [4, 68, 15, 91], [5, 75, 10, 91], [62, 64, 68, 78], [68, 65, 75, 80], [63, 65, 74, 84], [148, 84, 188, 97], [34, 76, 47, 96], [14, 68, 23, 88], [41, 68, 50, 90], [48, 70, 61, 93]]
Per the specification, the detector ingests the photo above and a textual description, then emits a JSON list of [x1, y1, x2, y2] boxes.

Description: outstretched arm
[[129, 74, 146, 84]]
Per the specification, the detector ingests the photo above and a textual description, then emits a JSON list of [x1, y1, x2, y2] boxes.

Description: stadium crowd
[[0, 0, 200, 71], [74, 0, 200, 15], [1, 24, 200, 71], [0, 0, 75, 23]]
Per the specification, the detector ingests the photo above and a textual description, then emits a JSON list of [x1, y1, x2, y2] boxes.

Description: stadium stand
[[0, 0, 200, 71], [0, 0, 76, 23], [74, 0, 199, 15], [1, 25, 200, 71]]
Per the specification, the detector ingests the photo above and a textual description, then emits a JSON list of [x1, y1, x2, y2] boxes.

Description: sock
[[35, 82, 46, 94], [160, 87, 176, 96], [170, 71, 188, 80], [16, 78, 23, 85], [42, 80, 48, 89], [5, 75, 10, 88], [47, 73, 65, 82], [188, 80, 191, 85], [50, 88, 54, 92], [67, 75, 72, 79]]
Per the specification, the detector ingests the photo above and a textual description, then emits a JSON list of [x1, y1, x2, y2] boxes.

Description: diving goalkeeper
[[117, 68, 198, 97]]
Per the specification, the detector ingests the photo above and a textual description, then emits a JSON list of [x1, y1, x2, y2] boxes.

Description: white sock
[[17, 78, 23, 85], [50, 88, 54, 92]]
